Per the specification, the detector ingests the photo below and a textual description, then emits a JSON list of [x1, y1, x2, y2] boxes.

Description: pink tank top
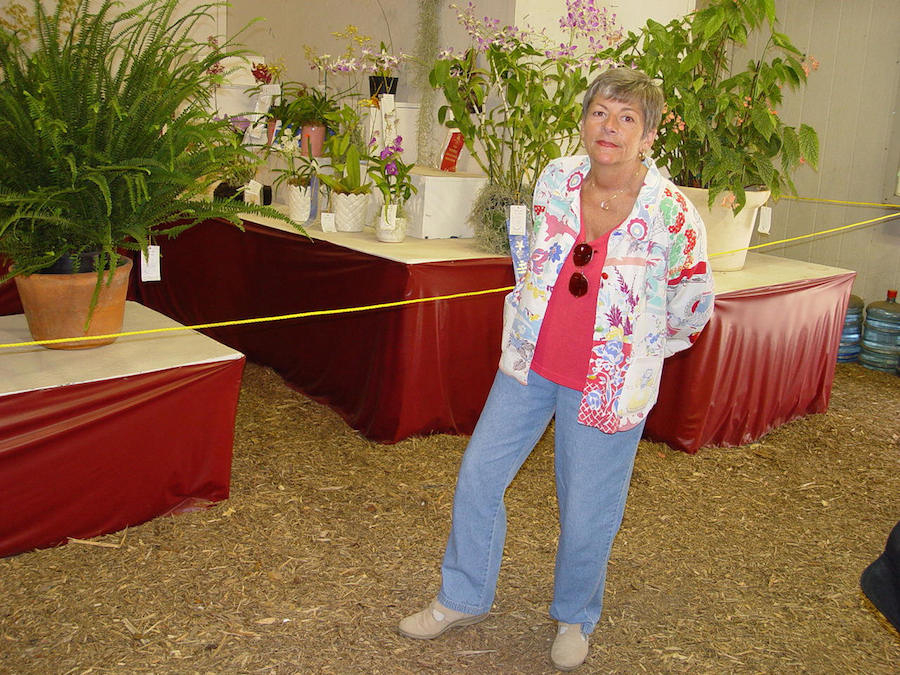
[[531, 228, 611, 390]]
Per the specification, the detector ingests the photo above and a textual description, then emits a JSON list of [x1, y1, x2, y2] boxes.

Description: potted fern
[[600, 0, 820, 270], [0, 0, 294, 347]]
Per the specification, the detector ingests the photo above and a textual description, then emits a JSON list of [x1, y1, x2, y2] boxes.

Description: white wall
[[515, 0, 694, 38]]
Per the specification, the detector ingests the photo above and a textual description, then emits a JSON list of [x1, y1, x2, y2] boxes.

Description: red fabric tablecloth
[[645, 273, 855, 453], [132, 220, 514, 442], [0, 359, 244, 558]]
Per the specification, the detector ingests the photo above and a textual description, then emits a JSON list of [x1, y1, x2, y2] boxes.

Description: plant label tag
[[509, 204, 527, 236], [141, 245, 161, 282], [320, 212, 336, 232], [244, 179, 263, 205], [757, 205, 772, 234]]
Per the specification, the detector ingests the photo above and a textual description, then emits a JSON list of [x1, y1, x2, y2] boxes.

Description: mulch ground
[[1, 362, 898, 674]]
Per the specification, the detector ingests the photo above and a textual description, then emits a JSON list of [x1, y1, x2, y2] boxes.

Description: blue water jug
[[838, 294, 864, 363], [860, 290, 900, 373]]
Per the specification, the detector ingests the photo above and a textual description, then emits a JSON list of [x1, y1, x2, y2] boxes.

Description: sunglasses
[[568, 243, 593, 297]]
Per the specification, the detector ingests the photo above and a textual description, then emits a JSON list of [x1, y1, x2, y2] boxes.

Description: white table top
[[244, 205, 504, 265], [247, 208, 854, 293], [0, 301, 243, 397], [712, 253, 854, 294]]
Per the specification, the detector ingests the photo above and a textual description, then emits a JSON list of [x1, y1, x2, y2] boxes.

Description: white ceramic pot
[[287, 184, 311, 223], [376, 204, 407, 243], [678, 186, 770, 272], [333, 192, 370, 232]]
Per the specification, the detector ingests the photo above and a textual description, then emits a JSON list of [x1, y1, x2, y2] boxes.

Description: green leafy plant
[[0, 0, 296, 293], [317, 104, 371, 195], [601, 0, 820, 212], [288, 85, 339, 127]]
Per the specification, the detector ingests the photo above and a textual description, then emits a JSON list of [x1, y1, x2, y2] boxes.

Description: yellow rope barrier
[[780, 195, 900, 209], [711, 211, 898, 259], [0, 286, 515, 349], [2, 207, 897, 350]]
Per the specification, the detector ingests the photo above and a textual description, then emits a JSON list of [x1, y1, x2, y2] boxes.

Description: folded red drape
[[132, 220, 514, 442]]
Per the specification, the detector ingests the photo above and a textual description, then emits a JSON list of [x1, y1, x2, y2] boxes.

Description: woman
[[399, 68, 715, 671]]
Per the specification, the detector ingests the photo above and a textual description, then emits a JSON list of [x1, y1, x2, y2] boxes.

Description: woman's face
[[581, 96, 656, 168]]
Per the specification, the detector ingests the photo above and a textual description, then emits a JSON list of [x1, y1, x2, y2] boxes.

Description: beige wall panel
[[758, 0, 900, 305]]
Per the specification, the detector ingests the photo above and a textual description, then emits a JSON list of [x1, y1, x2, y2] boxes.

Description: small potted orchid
[[364, 41, 404, 97], [367, 134, 417, 242], [246, 60, 284, 145], [271, 127, 318, 223]]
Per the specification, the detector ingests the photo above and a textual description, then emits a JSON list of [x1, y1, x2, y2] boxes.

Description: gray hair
[[581, 68, 664, 135]]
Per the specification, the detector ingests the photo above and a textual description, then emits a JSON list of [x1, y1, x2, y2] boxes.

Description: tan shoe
[[398, 599, 488, 639], [550, 622, 589, 671]]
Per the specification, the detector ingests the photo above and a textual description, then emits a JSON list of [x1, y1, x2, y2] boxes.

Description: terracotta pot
[[678, 186, 770, 272], [300, 124, 326, 157], [13, 256, 133, 349]]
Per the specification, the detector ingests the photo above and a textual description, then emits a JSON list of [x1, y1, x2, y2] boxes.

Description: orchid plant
[[431, 1, 622, 193], [367, 134, 416, 211], [317, 103, 371, 195], [428, 0, 621, 252], [305, 24, 408, 99], [271, 127, 318, 190], [250, 61, 283, 85]]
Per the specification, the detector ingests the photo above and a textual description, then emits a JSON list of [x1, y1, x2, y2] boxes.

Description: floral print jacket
[[500, 155, 715, 433]]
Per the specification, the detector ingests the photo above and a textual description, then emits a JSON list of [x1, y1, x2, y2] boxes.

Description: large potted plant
[[428, 0, 621, 253], [0, 0, 294, 347], [600, 0, 820, 270]]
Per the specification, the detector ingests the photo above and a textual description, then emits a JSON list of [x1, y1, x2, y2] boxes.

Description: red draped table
[[645, 262, 855, 453], [0, 302, 245, 557], [131, 218, 514, 442]]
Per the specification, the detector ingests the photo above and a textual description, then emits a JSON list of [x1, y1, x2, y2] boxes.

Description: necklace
[[590, 166, 643, 210]]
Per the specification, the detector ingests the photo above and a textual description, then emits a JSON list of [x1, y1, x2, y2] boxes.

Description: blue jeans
[[438, 370, 645, 635]]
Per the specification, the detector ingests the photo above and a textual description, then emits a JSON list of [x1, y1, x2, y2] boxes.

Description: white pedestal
[[365, 102, 421, 164], [405, 167, 488, 239]]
